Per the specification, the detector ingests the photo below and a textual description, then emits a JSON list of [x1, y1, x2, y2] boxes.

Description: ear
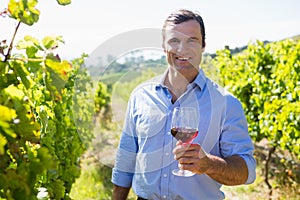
[[162, 43, 166, 53], [202, 42, 206, 52]]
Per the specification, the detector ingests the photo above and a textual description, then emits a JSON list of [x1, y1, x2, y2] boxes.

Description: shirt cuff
[[239, 154, 256, 184], [111, 168, 134, 188]]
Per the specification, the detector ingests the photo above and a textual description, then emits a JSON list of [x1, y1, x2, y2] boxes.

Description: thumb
[[198, 146, 207, 159]]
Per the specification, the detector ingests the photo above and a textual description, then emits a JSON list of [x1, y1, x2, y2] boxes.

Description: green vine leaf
[[42, 36, 64, 50], [10, 61, 32, 89], [0, 105, 17, 143], [16, 36, 43, 51], [8, 0, 40, 26]]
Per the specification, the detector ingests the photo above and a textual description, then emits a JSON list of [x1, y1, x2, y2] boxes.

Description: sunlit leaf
[[8, 0, 40, 25], [45, 58, 71, 93], [0, 105, 17, 121], [0, 105, 17, 139], [56, 0, 72, 6], [4, 85, 24, 100], [0, 134, 8, 155], [42, 35, 64, 50], [16, 35, 43, 51]]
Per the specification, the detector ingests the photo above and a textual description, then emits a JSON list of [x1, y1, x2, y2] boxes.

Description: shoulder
[[205, 78, 243, 109]]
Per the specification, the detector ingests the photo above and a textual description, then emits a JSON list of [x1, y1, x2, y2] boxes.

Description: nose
[[177, 41, 188, 54]]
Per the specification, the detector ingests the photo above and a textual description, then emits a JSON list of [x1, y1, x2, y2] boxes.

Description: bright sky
[[1, 0, 300, 59]]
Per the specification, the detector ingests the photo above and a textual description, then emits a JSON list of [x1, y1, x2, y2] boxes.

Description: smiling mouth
[[176, 56, 190, 61]]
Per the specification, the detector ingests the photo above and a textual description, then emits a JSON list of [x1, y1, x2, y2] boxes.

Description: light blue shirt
[[112, 69, 256, 200]]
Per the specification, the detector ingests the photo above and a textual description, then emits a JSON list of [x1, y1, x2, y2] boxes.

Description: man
[[112, 9, 256, 200]]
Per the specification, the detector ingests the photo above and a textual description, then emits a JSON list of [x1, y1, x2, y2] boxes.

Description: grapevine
[[0, 0, 95, 199]]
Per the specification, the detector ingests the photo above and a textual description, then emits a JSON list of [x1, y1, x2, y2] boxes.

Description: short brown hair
[[162, 9, 206, 48]]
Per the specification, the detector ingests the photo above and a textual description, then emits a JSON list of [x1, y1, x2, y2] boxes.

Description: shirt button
[[165, 152, 169, 156], [163, 195, 167, 199], [163, 173, 167, 177]]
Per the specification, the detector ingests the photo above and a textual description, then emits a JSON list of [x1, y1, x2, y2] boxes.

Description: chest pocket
[[135, 104, 167, 138]]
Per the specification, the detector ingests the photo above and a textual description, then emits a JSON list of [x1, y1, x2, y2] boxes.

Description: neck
[[164, 68, 198, 103]]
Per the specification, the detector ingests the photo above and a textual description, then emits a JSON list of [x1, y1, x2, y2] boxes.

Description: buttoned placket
[[159, 83, 198, 198], [159, 87, 173, 199]]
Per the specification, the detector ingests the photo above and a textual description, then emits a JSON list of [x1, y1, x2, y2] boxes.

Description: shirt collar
[[154, 68, 207, 90], [193, 68, 207, 90]]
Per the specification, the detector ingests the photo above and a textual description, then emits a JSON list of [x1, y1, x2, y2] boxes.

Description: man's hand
[[173, 141, 249, 185], [173, 141, 209, 174]]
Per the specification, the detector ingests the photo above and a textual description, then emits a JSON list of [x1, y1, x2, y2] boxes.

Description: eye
[[188, 37, 200, 43], [168, 38, 180, 44]]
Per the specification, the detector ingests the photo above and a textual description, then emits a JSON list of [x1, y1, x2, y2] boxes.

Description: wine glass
[[171, 107, 199, 177]]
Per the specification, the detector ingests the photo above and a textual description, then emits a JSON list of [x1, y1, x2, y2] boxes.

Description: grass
[[69, 155, 113, 200]]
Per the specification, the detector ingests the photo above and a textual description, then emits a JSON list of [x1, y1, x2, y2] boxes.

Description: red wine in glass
[[171, 107, 199, 177], [171, 127, 198, 144]]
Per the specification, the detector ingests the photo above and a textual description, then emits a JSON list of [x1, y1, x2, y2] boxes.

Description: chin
[[175, 65, 198, 71]]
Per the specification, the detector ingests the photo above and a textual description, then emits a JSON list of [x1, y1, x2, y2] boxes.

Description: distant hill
[[207, 34, 300, 58], [290, 34, 300, 41], [86, 34, 300, 81]]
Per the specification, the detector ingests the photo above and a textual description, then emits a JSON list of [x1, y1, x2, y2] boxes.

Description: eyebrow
[[189, 36, 200, 41]]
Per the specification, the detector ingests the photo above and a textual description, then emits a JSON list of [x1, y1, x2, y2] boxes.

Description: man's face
[[163, 20, 205, 76]]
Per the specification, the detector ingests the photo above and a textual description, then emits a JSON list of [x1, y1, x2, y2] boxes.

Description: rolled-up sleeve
[[239, 154, 256, 184], [220, 95, 256, 184], [111, 100, 138, 187]]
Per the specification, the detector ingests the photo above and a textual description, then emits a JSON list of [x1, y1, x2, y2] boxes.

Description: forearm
[[205, 154, 248, 186], [112, 185, 130, 200]]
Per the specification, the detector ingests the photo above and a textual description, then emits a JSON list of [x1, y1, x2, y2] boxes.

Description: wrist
[[205, 154, 226, 176]]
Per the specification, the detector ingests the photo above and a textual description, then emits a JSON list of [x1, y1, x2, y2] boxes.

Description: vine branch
[[4, 21, 21, 62], [9, 57, 44, 62], [265, 145, 276, 199]]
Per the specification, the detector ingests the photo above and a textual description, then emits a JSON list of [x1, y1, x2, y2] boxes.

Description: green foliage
[[214, 39, 300, 160], [0, 0, 95, 199], [0, 36, 94, 199], [72, 56, 95, 149], [94, 82, 111, 114]]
